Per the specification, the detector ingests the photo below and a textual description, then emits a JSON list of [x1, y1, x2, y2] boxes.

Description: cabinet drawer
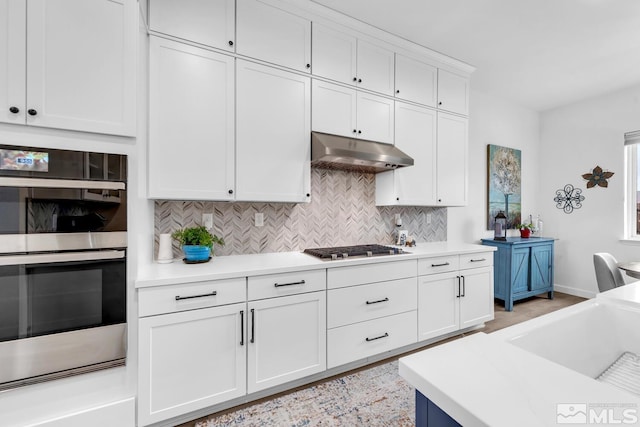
[[138, 278, 246, 317], [327, 311, 417, 368], [327, 259, 416, 289], [328, 277, 417, 328], [417, 256, 459, 275], [459, 252, 493, 270], [248, 269, 326, 300]]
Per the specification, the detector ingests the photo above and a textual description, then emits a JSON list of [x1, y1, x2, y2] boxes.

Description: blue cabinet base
[[416, 390, 461, 426]]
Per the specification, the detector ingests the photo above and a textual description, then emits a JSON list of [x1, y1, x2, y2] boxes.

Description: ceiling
[[311, 0, 640, 112]]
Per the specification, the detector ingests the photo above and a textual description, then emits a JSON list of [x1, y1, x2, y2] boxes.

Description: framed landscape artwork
[[487, 144, 522, 230]]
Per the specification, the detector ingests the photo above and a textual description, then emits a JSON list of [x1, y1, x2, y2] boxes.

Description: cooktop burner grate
[[303, 244, 405, 260]]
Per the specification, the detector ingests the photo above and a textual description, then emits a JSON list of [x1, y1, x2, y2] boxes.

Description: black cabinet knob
[[438, 198, 442, 202], [27, 109, 37, 116], [438, 101, 442, 105], [353, 77, 357, 82], [358, 78, 362, 83], [357, 130, 362, 134], [9, 106, 19, 114], [353, 129, 357, 133], [306, 193, 310, 197], [306, 63, 310, 69], [396, 197, 400, 201], [228, 40, 234, 46], [396, 90, 400, 94], [228, 189, 234, 194]]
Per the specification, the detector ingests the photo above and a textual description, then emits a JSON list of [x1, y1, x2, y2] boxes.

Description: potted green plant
[[171, 225, 224, 263], [515, 222, 534, 238]]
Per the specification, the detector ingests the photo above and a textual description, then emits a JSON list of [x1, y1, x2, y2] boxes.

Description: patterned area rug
[[194, 360, 415, 426]]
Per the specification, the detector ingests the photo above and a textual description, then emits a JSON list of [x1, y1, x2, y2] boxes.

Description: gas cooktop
[[303, 244, 406, 260]]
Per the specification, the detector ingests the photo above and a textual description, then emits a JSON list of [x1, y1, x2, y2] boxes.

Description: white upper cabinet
[[394, 54, 437, 107], [236, 0, 311, 73], [149, 0, 235, 51], [436, 112, 468, 206], [376, 102, 437, 206], [0, 0, 25, 126], [236, 60, 311, 203], [148, 37, 235, 200], [312, 79, 393, 144], [2, 0, 137, 136], [312, 23, 394, 95], [437, 69, 470, 115]]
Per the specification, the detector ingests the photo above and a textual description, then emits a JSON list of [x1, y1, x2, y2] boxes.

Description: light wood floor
[[179, 292, 586, 427]]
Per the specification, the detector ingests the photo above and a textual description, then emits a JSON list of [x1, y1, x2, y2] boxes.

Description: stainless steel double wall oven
[[0, 145, 127, 390]]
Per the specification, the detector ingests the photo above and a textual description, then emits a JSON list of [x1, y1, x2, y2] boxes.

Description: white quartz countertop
[[136, 241, 495, 288]]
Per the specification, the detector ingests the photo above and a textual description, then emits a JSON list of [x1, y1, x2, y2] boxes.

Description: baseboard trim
[[555, 284, 596, 299]]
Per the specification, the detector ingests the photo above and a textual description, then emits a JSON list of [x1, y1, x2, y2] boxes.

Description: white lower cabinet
[[247, 291, 326, 393], [138, 303, 246, 426], [418, 254, 494, 341]]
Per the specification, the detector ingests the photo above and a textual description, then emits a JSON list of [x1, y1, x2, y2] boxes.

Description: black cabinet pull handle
[[228, 40, 234, 46], [366, 297, 389, 305], [175, 291, 217, 301], [470, 258, 486, 262], [250, 308, 255, 343], [365, 332, 389, 342], [240, 310, 244, 346], [274, 279, 305, 288], [431, 262, 450, 267], [461, 275, 466, 297], [456, 276, 461, 298], [27, 109, 37, 116], [9, 106, 19, 114]]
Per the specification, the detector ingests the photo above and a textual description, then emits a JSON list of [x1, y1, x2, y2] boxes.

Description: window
[[625, 131, 640, 239]]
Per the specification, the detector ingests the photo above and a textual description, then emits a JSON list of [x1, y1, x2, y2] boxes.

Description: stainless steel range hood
[[311, 132, 414, 174]]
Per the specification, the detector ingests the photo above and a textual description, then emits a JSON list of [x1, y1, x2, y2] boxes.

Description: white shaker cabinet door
[[395, 54, 437, 107], [356, 39, 394, 96], [236, 60, 311, 203], [25, 0, 136, 136], [236, 0, 311, 73], [311, 23, 357, 85], [149, 0, 235, 51], [138, 303, 246, 426], [356, 91, 394, 144], [0, 0, 25, 125], [459, 266, 494, 329], [437, 69, 470, 115], [436, 112, 468, 206], [148, 37, 235, 200], [417, 272, 460, 341], [311, 79, 357, 138], [247, 291, 326, 394]]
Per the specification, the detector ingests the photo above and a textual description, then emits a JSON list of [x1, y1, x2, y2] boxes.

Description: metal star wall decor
[[554, 184, 585, 214], [582, 165, 614, 188]]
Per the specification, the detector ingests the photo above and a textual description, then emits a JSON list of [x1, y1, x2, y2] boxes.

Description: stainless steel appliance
[[303, 244, 406, 260], [0, 145, 127, 390]]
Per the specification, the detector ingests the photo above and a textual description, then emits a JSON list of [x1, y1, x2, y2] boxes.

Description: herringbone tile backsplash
[[154, 169, 447, 257]]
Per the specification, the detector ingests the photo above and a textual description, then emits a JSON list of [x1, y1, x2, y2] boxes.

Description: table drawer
[[248, 269, 326, 300], [327, 259, 416, 289], [138, 278, 246, 317], [418, 255, 459, 276], [327, 311, 417, 368], [459, 252, 493, 270], [328, 277, 417, 328]]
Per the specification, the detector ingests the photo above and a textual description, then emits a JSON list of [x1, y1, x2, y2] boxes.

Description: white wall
[[540, 84, 640, 297], [448, 89, 540, 243]]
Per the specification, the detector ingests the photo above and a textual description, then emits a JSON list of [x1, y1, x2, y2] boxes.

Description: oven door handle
[[0, 250, 125, 266], [0, 177, 125, 191]]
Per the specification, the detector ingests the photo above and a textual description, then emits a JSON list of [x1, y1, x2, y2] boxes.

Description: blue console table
[[481, 237, 554, 311]]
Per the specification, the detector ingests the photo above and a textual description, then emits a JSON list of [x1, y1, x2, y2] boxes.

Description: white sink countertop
[[399, 283, 640, 427], [136, 241, 495, 288]]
